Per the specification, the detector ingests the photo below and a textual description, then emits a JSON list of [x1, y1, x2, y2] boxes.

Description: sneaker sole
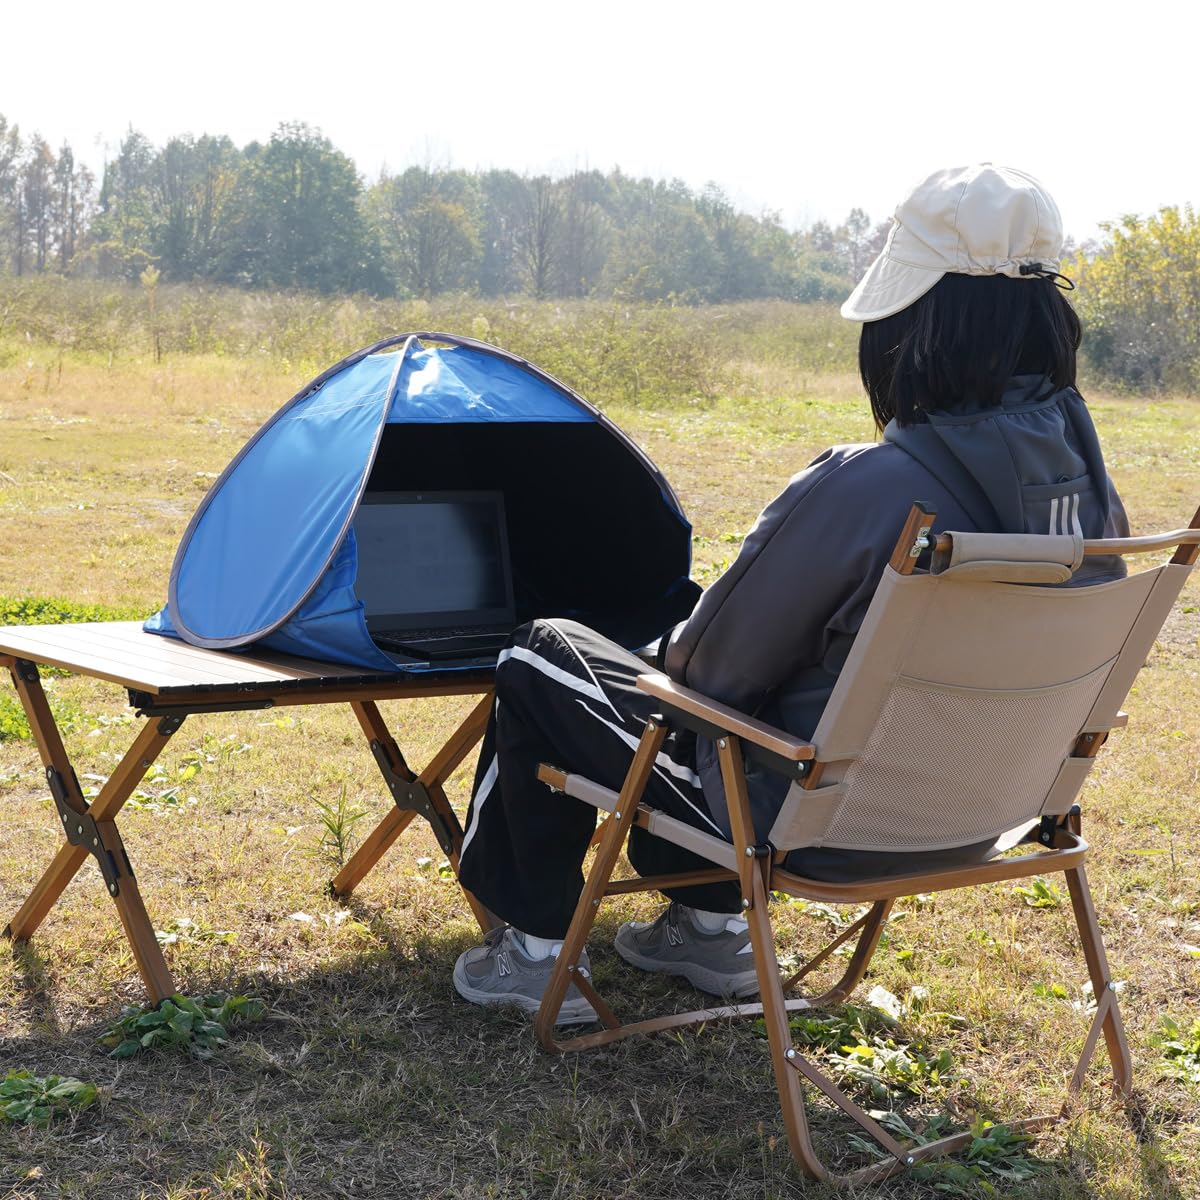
[[452, 959, 598, 1026], [614, 931, 760, 1000]]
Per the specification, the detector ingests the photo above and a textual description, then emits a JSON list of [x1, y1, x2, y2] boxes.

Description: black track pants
[[457, 619, 742, 938]]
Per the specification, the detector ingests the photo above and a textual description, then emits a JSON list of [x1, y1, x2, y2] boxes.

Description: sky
[[4, 0, 1196, 241]]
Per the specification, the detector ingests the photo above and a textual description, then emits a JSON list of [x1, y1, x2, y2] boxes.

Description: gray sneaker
[[453, 927, 598, 1025], [614, 903, 760, 999]]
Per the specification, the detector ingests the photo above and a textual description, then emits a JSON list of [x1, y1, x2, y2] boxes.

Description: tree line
[[0, 117, 887, 303]]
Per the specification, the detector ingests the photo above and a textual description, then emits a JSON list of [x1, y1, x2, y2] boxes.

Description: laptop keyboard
[[373, 627, 511, 663], [374, 624, 505, 643]]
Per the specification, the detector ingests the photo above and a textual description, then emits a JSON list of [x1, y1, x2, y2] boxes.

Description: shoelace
[[483, 925, 510, 951]]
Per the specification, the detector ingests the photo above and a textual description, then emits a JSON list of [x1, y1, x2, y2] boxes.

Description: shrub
[[1070, 205, 1200, 392]]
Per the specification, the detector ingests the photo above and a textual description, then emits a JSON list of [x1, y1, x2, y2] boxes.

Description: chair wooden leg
[[1064, 863, 1133, 1097], [780, 899, 892, 1002], [534, 719, 667, 1050], [745, 867, 828, 1179]]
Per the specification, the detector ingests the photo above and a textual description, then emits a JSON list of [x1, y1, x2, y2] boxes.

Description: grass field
[[0, 332, 1198, 1199]]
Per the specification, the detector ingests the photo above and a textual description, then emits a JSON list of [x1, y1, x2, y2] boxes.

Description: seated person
[[453, 164, 1130, 1023]]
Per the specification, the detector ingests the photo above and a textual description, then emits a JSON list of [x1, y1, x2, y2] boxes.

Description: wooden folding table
[[0, 621, 496, 1002]]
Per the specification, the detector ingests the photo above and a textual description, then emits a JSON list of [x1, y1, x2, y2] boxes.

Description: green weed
[[0, 693, 26, 741], [1153, 1016, 1200, 1086], [1013, 878, 1067, 908], [757, 987, 958, 1101], [415, 856, 456, 879], [0, 594, 151, 625], [312, 785, 367, 869], [0, 682, 83, 743], [127, 734, 251, 810], [99, 994, 265, 1061], [0, 1071, 98, 1126], [833, 1040, 956, 1102], [850, 1113, 1044, 1194], [154, 915, 237, 947]]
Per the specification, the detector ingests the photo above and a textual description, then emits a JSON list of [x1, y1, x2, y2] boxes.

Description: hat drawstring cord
[[1019, 262, 1076, 291]]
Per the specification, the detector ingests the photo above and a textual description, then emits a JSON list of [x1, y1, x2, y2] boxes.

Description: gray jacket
[[664, 376, 1130, 841]]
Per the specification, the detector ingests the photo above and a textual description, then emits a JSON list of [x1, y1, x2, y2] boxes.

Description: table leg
[[4, 659, 180, 1001], [329, 702, 421, 898], [332, 693, 498, 931]]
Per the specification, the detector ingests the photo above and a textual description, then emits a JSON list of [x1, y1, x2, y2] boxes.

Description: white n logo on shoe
[[666, 915, 684, 947], [497, 951, 512, 977]]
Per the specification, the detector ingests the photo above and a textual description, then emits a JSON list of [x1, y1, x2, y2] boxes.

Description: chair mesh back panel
[[825, 659, 1112, 850]]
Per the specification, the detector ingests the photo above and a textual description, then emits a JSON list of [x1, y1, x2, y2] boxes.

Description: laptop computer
[[353, 490, 517, 666]]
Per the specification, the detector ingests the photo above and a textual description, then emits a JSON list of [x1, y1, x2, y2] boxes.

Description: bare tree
[[21, 136, 55, 272], [0, 115, 21, 272], [558, 170, 608, 297], [53, 143, 93, 270], [517, 176, 560, 299]]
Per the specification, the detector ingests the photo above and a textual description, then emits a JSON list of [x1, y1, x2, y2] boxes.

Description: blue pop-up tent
[[146, 333, 699, 671]]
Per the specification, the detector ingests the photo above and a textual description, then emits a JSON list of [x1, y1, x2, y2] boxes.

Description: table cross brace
[[368, 738, 455, 856], [46, 764, 132, 898]]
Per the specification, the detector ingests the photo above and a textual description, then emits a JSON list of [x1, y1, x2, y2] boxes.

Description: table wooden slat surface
[[0, 622, 428, 695]]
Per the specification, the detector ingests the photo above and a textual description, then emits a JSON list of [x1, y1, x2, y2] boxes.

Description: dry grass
[[0, 351, 1198, 1199]]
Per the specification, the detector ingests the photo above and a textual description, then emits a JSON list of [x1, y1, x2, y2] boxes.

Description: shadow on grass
[[0, 913, 1192, 1200], [3, 934, 64, 1041]]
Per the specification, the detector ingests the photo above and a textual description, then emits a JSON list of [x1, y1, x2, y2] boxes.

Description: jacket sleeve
[[663, 446, 885, 715], [1105, 477, 1131, 537]]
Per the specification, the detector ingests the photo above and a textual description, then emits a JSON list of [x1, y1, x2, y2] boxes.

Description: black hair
[[859, 273, 1082, 431]]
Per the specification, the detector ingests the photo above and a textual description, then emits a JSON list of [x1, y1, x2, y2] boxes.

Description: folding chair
[[531, 501, 1200, 1186]]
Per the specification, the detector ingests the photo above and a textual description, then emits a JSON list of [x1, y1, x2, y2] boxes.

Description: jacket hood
[[883, 376, 1115, 535]]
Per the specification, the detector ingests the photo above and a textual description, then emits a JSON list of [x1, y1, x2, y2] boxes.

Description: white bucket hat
[[841, 164, 1065, 323]]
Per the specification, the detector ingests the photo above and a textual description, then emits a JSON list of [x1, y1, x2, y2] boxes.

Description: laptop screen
[[352, 491, 516, 631]]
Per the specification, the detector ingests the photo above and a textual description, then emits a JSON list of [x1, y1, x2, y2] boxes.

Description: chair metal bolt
[[741, 899, 750, 909], [905, 1156, 915, 1166], [108, 883, 118, 896], [717, 739, 727, 749], [744, 847, 754, 858], [613, 811, 622, 819], [567, 964, 575, 973], [92, 837, 98, 847], [76, 825, 83, 836], [785, 1047, 796, 1059], [592, 899, 600, 907]]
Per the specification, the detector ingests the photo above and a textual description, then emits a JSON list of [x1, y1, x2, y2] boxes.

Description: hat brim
[[840, 252, 946, 323]]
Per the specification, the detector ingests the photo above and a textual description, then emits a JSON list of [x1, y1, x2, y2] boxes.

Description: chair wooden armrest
[[636, 672, 815, 762]]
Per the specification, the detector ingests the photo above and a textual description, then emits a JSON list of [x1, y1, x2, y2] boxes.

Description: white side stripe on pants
[[460, 751, 499, 858], [540, 619, 622, 718], [572, 698, 724, 835], [461, 642, 726, 860]]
